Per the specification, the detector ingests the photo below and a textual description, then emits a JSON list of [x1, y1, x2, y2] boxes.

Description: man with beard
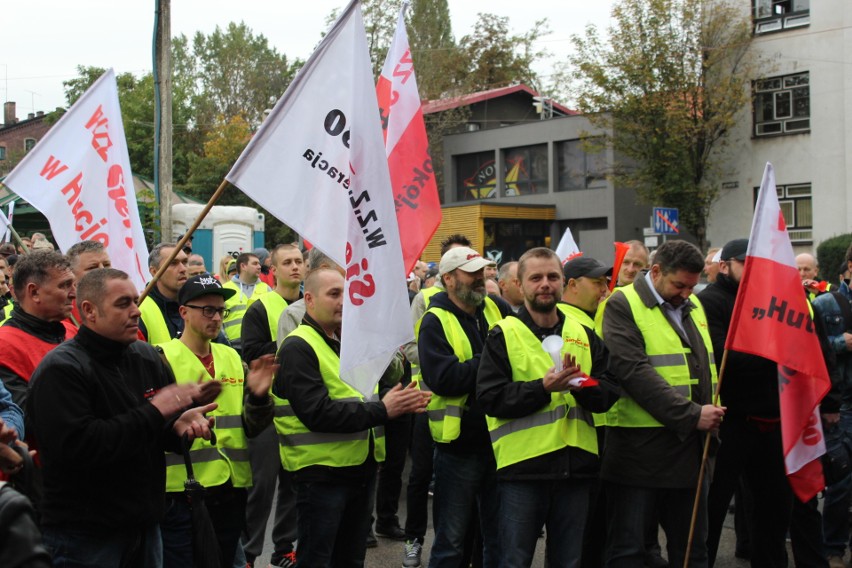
[[598, 239, 724, 568], [700, 239, 794, 566], [477, 247, 617, 567], [417, 246, 511, 568]]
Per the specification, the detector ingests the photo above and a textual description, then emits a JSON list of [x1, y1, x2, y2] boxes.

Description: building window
[[456, 151, 498, 201], [24, 138, 36, 152], [0, 146, 5, 160], [755, 183, 812, 243], [556, 139, 607, 191], [753, 72, 809, 137], [753, 0, 809, 34], [502, 144, 548, 197]]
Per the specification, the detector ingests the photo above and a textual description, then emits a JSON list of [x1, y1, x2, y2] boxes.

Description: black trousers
[[706, 415, 792, 567]]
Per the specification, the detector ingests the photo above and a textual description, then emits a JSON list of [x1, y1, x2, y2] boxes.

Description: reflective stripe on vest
[[272, 325, 385, 471], [420, 296, 502, 443], [257, 292, 289, 342], [486, 315, 598, 470], [161, 339, 251, 491], [597, 285, 718, 428], [222, 281, 270, 342], [138, 296, 172, 345]]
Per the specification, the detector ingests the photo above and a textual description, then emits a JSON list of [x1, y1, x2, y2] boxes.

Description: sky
[[2, 1, 614, 119]]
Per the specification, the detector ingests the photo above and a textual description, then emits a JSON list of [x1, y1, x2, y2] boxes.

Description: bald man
[[797, 253, 831, 301]]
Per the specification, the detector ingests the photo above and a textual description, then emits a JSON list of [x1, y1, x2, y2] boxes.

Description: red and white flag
[[555, 227, 581, 265], [726, 162, 831, 501], [376, 4, 442, 274], [2, 70, 149, 290], [226, 0, 411, 396]]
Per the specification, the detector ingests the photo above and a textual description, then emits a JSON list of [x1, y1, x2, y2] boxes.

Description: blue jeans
[[294, 473, 376, 568], [823, 409, 852, 557], [605, 481, 708, 568], [498, 478, 592, 568], [43, 524, 162, 568], [428, 449, 500, 568], [161, 487, 247, 568]]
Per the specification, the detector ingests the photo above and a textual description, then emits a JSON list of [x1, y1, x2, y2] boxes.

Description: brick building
[[0, 101, 54, 177]]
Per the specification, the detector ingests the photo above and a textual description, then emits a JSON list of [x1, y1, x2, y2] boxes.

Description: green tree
[[187, 22, 302, 127], [407, 0, 458, 99], [565, 0, 760, 250], [183, 115, 294, 247], [457, 13, 548, 92]]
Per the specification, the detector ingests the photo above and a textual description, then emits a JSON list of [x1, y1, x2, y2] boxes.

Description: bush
[[817, 233, 852, 282]]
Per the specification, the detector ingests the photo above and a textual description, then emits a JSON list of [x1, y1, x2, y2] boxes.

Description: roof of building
[[422, 84, 576, 116]]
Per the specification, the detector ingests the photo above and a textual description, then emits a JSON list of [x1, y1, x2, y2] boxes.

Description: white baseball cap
[[439, 247, 496, 276]]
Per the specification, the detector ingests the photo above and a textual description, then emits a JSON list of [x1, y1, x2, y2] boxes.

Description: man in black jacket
[[478, 247, 617, 567], [273, 267, 429, 567], [699, 238, 792, 567], [418, 246, 510, 568], [27, 268, 219, 567]]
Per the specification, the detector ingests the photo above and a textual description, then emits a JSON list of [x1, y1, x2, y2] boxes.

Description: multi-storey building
[[707, 1, 852, 254]]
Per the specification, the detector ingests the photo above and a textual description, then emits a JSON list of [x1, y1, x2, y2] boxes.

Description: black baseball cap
[[721, 238, 749, 261], [178, 273, 236, 306], [563, 257, 613, 281]]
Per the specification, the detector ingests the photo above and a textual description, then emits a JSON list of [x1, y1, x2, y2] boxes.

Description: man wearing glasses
[[158, 273, 278, 567]]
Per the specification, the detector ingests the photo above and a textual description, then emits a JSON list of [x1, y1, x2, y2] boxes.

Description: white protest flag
[[555, 227, 581, 264], [2, 69, 149, 290], [3, 201, 14, 242], [227, 0, 411, 396], [0, 208, 9, 241]]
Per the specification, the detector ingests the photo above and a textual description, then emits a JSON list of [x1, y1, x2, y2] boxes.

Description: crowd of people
[[0, 230, 850, 568]]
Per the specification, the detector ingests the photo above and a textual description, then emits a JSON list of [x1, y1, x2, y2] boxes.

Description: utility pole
[[155, 0, 173, 241]]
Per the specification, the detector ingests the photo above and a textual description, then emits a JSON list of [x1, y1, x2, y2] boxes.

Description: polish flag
[[555, 227, 582, 265], [376, 4, 442, 274], [726, 162, 830, 501]]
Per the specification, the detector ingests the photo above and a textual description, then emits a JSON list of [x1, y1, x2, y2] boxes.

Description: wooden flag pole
[[8, 225, 30, 254], [683, 348, 729, 568], [137, 178, 230, 304]]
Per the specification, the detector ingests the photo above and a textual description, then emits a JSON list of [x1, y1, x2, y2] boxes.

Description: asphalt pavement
[[253, 458, 765, 567]]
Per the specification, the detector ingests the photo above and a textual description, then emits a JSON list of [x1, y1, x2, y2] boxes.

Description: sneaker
[[828, 556, 845, 568], [376, 522, 406, 541], [269, 550, 297, 568], [366, 529, 378, 548], [402, 538, 423, 568]]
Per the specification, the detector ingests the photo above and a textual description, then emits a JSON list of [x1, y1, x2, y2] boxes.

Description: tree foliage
[[407, 0, 457, 99], [456, 14, 548, 93], [185, 22, 301, 127], [565, 0, 760, 250]]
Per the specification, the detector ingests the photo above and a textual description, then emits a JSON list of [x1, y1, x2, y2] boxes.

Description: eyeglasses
[[184, 304, 230, 319]]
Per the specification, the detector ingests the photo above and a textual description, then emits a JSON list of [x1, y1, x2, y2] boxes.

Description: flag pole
[[683, 348, 729, 568], [137, 178, 230, 304], [8, 225, 30, 254]]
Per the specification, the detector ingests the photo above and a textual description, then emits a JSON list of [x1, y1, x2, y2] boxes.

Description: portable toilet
[[171, 204, 265, 274]]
